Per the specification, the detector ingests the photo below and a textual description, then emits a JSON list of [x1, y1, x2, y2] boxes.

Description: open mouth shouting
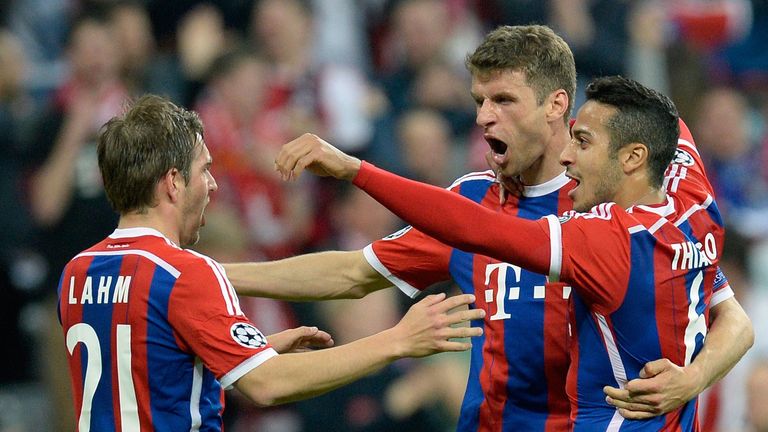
[[485, 135, 508, 166], [565, 171, 581, 199], [486, 136, 507, 155]]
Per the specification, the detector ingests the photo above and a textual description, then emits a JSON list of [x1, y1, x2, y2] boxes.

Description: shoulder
[[447, 170, 497, 193], [561, 202, 621, 223]]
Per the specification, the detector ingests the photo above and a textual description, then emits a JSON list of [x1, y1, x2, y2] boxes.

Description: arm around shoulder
[[604, 296, 753, 419], [224, 250, 390, 300]]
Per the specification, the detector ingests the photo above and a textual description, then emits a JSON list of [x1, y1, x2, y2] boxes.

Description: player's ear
[[619, 142, 648, 175], [162, 168, 183, 203], [546, 89, 569, 122]]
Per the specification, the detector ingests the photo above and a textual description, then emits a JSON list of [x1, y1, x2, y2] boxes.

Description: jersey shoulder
[[447, 170, 496, 193]]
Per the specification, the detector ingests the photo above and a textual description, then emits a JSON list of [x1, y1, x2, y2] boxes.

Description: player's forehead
[[470, 68, 532, 96], [192, 133, 211, 163]]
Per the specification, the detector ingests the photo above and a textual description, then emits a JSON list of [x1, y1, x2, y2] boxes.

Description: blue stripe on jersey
[[458, 178, 494, 204], [454, 179, 491, 432], [572, 293, 614, 432], [706, 200, 723, 228], [82, 255, 124, 431], [451, 247, 484, 432], [145, 266, 208, 430], [618, 231, 663, 374], [614, 232, 666, 431]]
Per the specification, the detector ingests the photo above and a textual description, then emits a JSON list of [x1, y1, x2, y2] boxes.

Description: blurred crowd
[[1, 0, 767, 431]]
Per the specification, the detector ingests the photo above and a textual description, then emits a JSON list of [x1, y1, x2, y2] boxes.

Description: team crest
[[383, 226, 412, 241], [672, 149, 695, 167], [230, 322, 267, 349], [558, 213, 574, 224]]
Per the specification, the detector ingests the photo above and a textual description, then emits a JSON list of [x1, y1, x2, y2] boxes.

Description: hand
[[391, 293, 484, 358], [604, 359, 702, 419], [267, 326, 334, 354], [275, 133, 362, 181]]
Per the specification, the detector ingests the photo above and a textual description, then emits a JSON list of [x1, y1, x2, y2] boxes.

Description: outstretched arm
[[234, 292, 484, 406], [224, 250, 391, 300], [275, 134, 552, 276], [603, 296, 753, 418]]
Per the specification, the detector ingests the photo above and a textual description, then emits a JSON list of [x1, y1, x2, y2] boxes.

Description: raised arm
[[603, 296, 753, 418], [234, 292, 484, 406], [275, 134, 552, 276], [224, 250, 391, 300]]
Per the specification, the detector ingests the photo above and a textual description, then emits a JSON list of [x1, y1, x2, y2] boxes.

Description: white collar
[[523, 171, 571, 197], [110, 227, 172, 243], [630, 195, 675, 216]]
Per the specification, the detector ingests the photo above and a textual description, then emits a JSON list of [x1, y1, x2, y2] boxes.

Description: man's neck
[[520, 124, 570, 185], [118, 212, 180, 245], [615, 174, 666, 209]]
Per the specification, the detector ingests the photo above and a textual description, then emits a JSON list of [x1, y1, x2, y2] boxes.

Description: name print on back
[[67, 275, 131, 305]]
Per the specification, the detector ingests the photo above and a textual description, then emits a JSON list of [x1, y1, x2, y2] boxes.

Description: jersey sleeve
[[545, 204, 632, 314], [168, 256, 277, 389], [365, 225, 452, 298], [711, 266, 735, 307], [353, 162, 552, 276]]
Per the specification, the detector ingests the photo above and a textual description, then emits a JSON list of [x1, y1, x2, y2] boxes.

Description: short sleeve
[[365, 225, 452, 298], [711, 266, 735, 307], [168, 257, 277, 388]]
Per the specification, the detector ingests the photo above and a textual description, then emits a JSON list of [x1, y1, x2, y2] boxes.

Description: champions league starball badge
[[230, 322, 267, 349], [672, 148, 695, 167]]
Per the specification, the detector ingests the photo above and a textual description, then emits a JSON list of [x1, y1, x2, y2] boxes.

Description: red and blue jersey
[[58, 227, 277, 432], [365, 171, 576, 431], [351, 120, 733, 431], [542, 121, 732, 431]]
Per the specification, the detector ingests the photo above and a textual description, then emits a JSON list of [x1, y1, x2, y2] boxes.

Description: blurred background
[[0, 0, 766, 431]]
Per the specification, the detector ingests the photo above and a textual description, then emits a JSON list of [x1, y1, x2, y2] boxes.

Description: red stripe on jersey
[[472, 190, 519, 432], [475, 258, 509, 431], [61, 255, 93, 421], [543, 185, 575, 431], [652, 227, 687, 366], [476, 190, 517, 431], [566, 315, 580, 424], [110, 256, 132, 429]]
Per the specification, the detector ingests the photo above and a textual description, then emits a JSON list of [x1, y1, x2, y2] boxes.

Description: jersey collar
[[110, 227, 174, 244], [629, 195, 675, 216], [523, 171, 571, 197]]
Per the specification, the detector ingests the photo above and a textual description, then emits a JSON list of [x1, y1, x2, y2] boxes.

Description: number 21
[[66, 323, 140, 432]]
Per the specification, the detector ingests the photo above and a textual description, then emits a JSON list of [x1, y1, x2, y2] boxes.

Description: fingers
[[616, 408, 658, 420], [603, 385, 628, 401], [639, 358, 673, 379], [433, 340, 474, 352], [275, 133, 316, 181], [441, 324, 483, 340], [445, 307, 485, 327], [603, 385, 660, 408], [430, 293, 475, 313]]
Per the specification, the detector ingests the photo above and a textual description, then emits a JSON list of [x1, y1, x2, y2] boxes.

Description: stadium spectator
[[195, 47, 315, 260]]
